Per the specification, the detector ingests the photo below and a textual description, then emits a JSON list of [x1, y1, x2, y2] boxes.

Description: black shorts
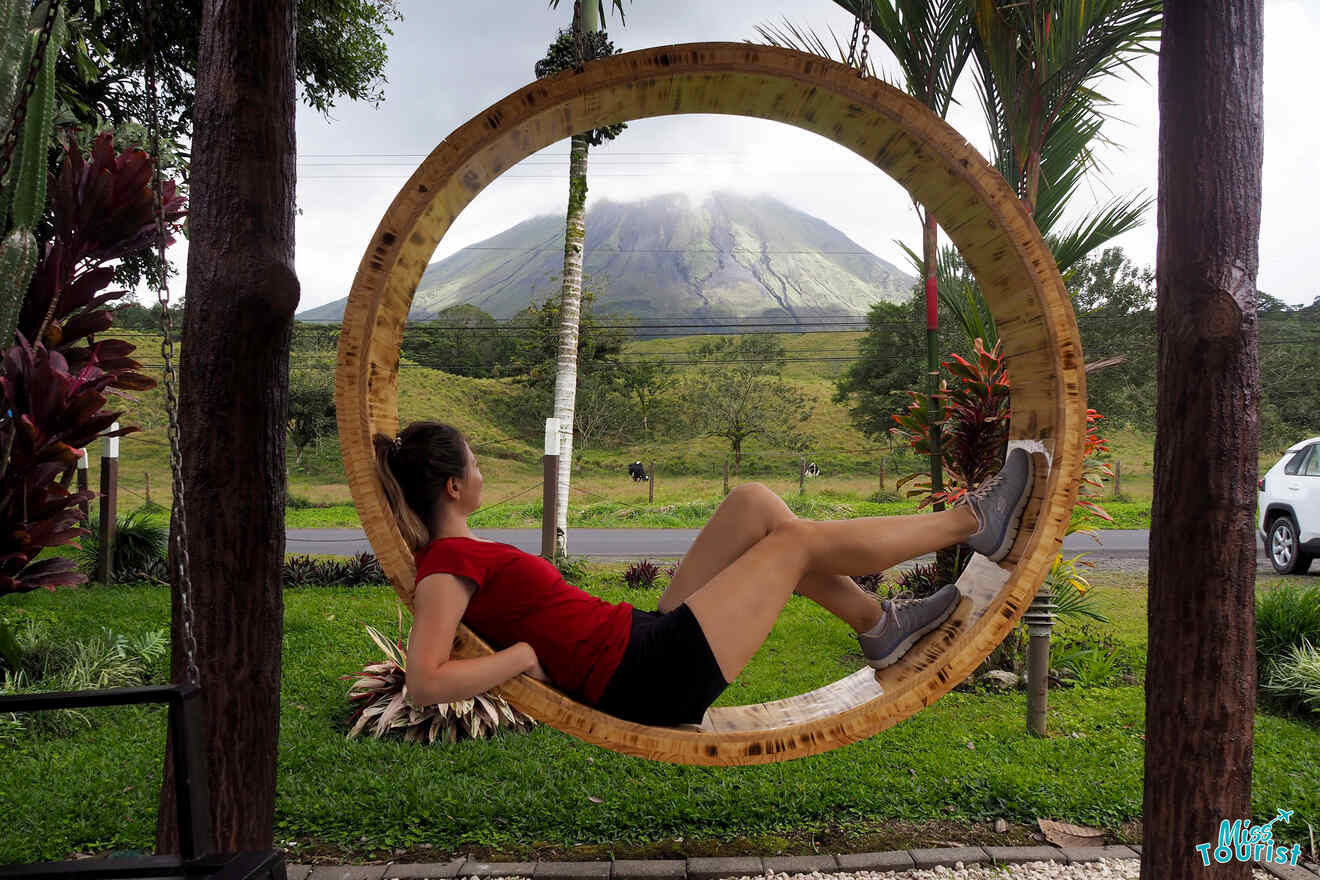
[[594, 604, 729, 727]]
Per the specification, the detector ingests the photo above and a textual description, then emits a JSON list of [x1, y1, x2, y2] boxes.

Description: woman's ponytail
[[371, 422, 470, 552]]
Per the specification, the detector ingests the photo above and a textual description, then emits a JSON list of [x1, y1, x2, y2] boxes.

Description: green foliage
[[1258, 294, 1320, 445], [401, 305, 516, 378], [1256, 584, 1320, 681], [1069, 248, 1157, 430], [1046, 554, 1110, 624], [503, 285, 630, 394], [7, 575, 1320, 863], [617, 356, 676, 438], [832, 295, 926, 441], [679, 334, 813, 473], [288, 355, 338, 468], [552, 554, 589, 583], [533, 28, 627, 146], [1260, 639, 1320, 717], [0, 1, 65, 345], [283, 552, 387, 588], [1051, 623, 1129, 688], [1, 615, 168, 736], [51, 0, 400, 289], [76, 507, 169, 581]]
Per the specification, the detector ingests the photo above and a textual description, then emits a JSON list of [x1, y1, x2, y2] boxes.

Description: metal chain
[[143, 0, 199, 689], [846, 0, 872, 77], [0, 0, 59, 185], [857, 0, 872, 77], [846, 3, 862, 68]]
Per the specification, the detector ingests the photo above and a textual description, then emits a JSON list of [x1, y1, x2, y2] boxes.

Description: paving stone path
[[284, 844, 1320, 880]]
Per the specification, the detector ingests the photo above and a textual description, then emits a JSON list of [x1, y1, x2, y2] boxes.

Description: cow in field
[[628, 461, 648, 482]]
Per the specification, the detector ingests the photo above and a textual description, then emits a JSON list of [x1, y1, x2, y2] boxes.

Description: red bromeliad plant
[[892, 338, 1113, 529], [19, 132, 185, 381], [0, 132, 185, 598]]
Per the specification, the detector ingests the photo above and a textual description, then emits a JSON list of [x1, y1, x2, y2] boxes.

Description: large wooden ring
[[336, 43, 1085, 765]]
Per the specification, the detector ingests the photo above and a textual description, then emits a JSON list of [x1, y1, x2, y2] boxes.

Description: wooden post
[[96, 422, 119, 584], [542, 418, 560, 560], [723, 455, 729, 496], [648, 460, 654, 504], [76, 447, 89, 527], [1113, 460, 1121, 497], [145, 471, 151, 505], [879, 459, 885, 491], [800, 456, 807, 496]]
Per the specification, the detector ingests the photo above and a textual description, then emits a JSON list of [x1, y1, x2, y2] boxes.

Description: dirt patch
[[287, 819, 1144, 866]]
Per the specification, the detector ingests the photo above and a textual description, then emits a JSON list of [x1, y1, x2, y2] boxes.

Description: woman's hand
[[517, 642, 551, 683], [526, 659, 551, 683]]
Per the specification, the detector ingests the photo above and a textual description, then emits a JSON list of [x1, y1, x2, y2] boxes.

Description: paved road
[[286, 527, 1277, 567]]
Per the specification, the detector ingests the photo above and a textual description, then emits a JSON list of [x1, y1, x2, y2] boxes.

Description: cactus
[[0, 0, 65, 349], [0, 0, 27, 118]]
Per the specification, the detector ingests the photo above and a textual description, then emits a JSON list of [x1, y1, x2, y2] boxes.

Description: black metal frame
[[0, 684, 284, 879]]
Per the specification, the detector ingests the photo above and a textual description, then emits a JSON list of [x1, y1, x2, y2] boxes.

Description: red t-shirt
[[414, 537, 634, 704]]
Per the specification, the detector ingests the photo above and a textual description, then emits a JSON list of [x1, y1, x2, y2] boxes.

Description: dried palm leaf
[[343, 614, 536, 744]]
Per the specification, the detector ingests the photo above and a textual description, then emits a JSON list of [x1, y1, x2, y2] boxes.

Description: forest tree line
[[108, 247, 1320, 461]]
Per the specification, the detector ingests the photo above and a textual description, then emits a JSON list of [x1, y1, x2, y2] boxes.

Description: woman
[[375, 421, 1033, 727]]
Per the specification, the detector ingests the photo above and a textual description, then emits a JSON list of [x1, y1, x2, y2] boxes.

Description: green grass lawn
[[2, 569, 1318, 866]]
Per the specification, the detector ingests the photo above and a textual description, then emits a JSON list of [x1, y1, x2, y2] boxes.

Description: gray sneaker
[[858, 584, 962, 670], [966, 447, 1034, 562]]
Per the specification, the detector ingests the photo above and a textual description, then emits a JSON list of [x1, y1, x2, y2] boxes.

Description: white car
[[1259, 436, 1320, 574]]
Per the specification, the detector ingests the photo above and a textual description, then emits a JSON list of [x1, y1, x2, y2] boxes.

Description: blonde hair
[[372, 421, 470, 553]]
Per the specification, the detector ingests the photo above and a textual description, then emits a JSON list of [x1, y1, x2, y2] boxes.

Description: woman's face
[[460, 442, 484, 513]]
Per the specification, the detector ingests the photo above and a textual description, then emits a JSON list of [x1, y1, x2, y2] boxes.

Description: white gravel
[[469, 864, 1281, 880], [740, 865, 1274, 880]]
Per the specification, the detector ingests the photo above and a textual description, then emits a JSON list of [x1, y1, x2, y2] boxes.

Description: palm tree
[[540, 0, 628, 557], [760, 0, 974, 515], [940, 0, 1161, 343]]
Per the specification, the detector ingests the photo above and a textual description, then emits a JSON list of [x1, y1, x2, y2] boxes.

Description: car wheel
[[1268, 516, 1312, 575]]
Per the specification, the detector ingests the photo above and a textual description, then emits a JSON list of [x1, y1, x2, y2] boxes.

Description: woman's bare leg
[[670, 490, 977, 682], [658, 483, 969, 633]]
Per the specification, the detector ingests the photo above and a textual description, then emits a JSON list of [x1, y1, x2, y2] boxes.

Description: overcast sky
[[188, 1, 1320, 313]]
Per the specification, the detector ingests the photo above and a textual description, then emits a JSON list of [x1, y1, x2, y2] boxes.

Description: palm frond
[[900, 241, 997, 346], [753, 17, 882, 79], [1047, 191, 1153, 275]]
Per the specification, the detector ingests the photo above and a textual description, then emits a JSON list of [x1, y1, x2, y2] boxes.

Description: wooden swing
[[334, 42, 1085, 766]]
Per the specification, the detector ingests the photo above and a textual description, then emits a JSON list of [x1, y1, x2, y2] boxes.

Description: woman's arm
[[406, 572, 545, 705]]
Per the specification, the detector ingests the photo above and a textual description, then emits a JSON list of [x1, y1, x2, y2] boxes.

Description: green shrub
[[1257, 583, 1320, 674], [1261, 638, 1320, 716], [281, 553, 388, 588], [1, 617, 168, 736], [553, 554, 589, 583], [868, 488, 904, 503], [76, 508, 169, 582]]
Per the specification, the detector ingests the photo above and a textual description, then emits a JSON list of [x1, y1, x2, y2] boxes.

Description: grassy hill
[[77, 325, 1265, 524]]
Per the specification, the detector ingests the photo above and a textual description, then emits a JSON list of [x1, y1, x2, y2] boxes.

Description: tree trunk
[[155, 0, 298, 855], [1143, 1, 1263, 878], [552, 0, 598, 558], [923, 210, 944, 512], [553, 133, 587, 558]]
